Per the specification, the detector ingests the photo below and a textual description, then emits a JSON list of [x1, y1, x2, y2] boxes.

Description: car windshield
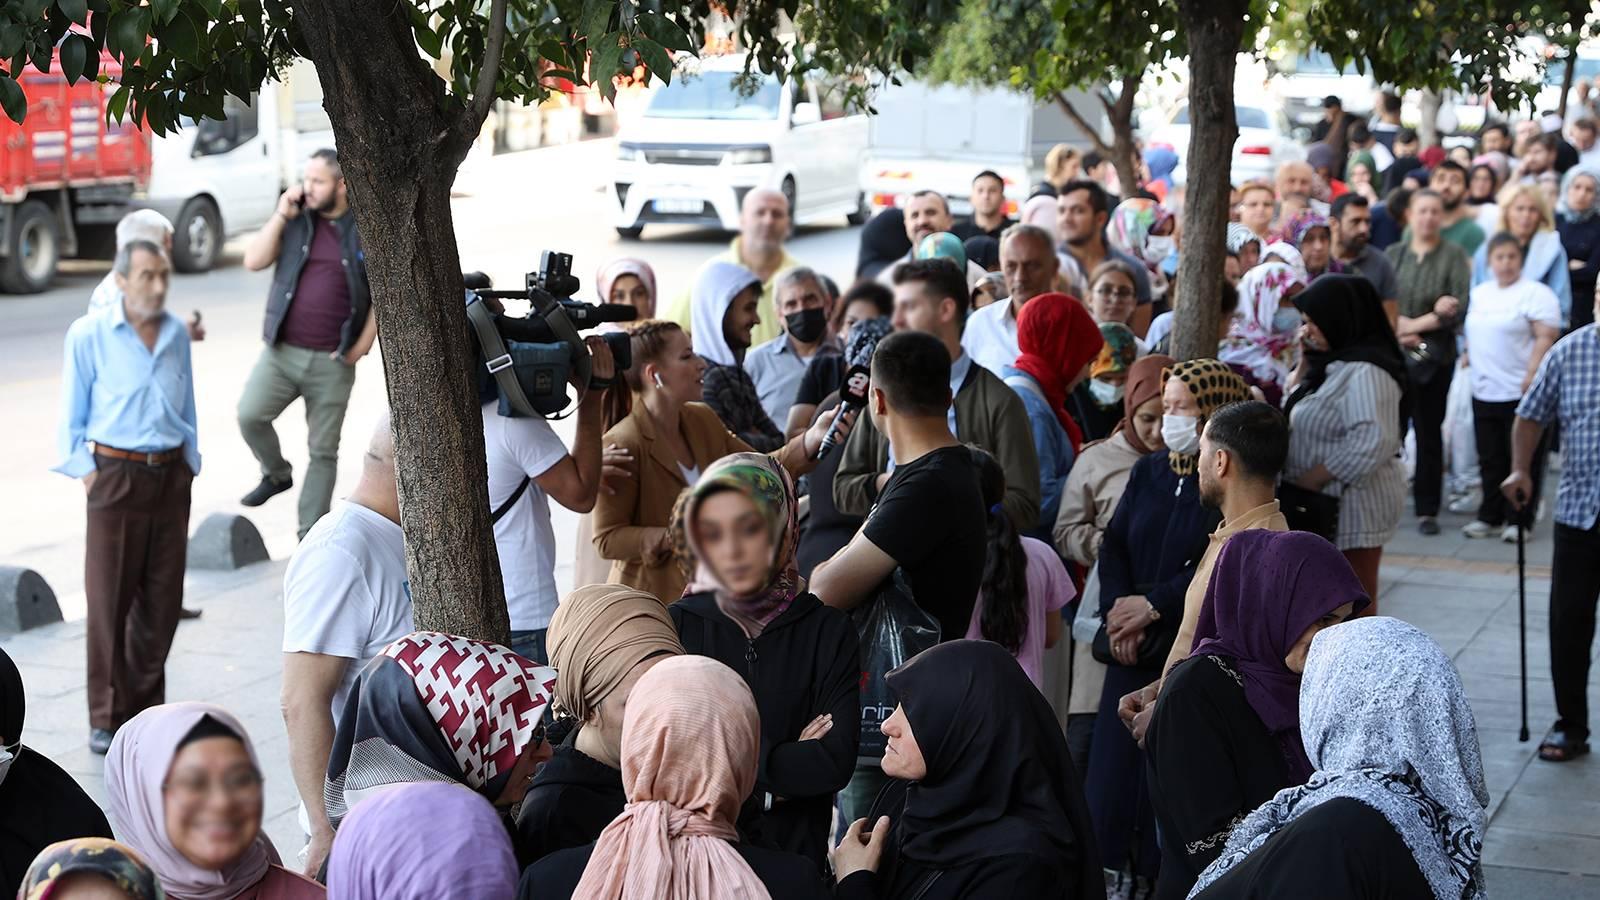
[[1545, 57, 1600, 86], [1172, 106, 1271, 130], [644, 70, 782, 120]]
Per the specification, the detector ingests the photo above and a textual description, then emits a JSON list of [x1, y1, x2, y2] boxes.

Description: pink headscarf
[[573, 656, 769, 900], [105, 703, 282, 900], [1021, 194, 1060, 241], [595, 258, 658, 318]]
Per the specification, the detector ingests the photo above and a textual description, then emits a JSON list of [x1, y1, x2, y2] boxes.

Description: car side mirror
[[791, 101, 821, 127]]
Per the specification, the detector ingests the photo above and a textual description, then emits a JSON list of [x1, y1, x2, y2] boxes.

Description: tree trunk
[[290, 0, 510, 644], [1418, 89, 1442, 148], [1107, 76, 1140, 200], [1172, 0, 1247, 363], [1559, 43, 1579, 121]]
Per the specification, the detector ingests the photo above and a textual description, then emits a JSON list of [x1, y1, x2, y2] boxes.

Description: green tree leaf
[[109, 6, 149, 60], [154, 9, 199, 60], [60, 27, 87, 81], [634, 35, 672, 84], [415, 21, 443, 59], [55, 0, 88, 26], [640, 13, 693, 53], [149, 0, 178, 26], [0, 24, 25, 61], [0, 74, 26, 124], [106, 83, 128, 122]]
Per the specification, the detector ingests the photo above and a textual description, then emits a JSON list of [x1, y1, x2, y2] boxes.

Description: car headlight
[[617, 143, 643, 162], [724, 146, 773, 166]]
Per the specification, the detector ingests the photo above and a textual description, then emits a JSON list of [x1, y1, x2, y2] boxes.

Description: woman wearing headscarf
[[857, 208, 913, 281], [594, 320, 836, 605], [1283, 275, 1409, 608], [18, 838, 165, 900], [1284, 210, 1345, 280], [1557, 165, 1600, 330], [328, 782, 515, 900], [1225, 222, 1262, 275], [1189, 617, 1488, 900], [1144, 531, 1368, 900], [594, 258, 658, 321], [105, 703, 323, 900], [517, 585, 684, 863], [1344, 152, 1381, 205], [0, 649, 114, 896], [1087, 359, 1250, 894], [1471, 182, 1573, 322], [1219, 261, 1306, 392], [1068, 323, 1139, 446], [666, 453, 860, 870], [692, 261, 787, 451], [830, 640, 1101, 900], [963, 235, 1001, 273], [1050, 354, 1173, 775], [323, 632, 556, 856], [1003, 293, 1104, 539], [1468, 157, 1505, 235], [1107, 198, 1175, 302], [523, 656, 827, 899]]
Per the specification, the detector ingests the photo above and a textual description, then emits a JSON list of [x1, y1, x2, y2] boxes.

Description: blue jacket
[[1001, 367, 1075, 542]]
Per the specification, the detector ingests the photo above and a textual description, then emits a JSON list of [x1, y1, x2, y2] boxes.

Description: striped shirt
[[1516, 324, 1600, 529], [1284, 361, 1406, 550]]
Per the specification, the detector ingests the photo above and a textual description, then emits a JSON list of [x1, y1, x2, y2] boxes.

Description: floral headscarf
[[673, 453, 801, 637], [19, 838, 166, 900], [1285, 210, 1346, 277], [1219, 261, 1305, 389], [1107, 198, 1174, 268], [1260, 242, 1307, 283], [1090, 322, 1138, 380]]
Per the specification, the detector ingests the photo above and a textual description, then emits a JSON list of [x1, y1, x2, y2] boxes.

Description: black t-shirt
[[862, 445, 985, 641], [795, 353, 848, 408], [950, 216, 1015, 242]]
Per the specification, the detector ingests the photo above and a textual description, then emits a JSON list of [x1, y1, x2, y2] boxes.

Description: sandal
[[1538, 728, 1591, 763]]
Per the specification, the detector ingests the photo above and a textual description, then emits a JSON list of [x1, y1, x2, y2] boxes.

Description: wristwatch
[[1146, 601, 1161, 623]]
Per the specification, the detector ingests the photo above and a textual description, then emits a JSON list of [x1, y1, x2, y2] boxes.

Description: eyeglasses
[[1092, 285, 1135, 301], [164, 769, 264, 803]]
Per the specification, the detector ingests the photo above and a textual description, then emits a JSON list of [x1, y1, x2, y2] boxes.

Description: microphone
[[560, 302, 639, 328], [817, 365, 871, 460]]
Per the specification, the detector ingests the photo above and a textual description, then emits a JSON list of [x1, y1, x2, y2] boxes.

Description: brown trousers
[[85, 455, 193, 730]]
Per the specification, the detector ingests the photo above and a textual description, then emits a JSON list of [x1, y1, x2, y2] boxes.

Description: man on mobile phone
[[239, 149, 375, 539]]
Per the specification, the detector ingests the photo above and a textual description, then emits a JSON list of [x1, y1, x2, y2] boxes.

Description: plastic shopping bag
[[852, 569, 941, 764]]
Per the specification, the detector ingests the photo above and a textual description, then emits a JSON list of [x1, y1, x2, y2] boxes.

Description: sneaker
[[1462, 520, 1498, 539], [1418, 517, 1441, 536], [1448, 492, 1481, 515], [1503, 524, 1533, 544], [240, 475, 293, 507], [89, 728, 115, 755]]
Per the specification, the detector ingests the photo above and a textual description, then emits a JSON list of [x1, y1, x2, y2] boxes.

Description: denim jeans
[[509, 628, 549, 664]]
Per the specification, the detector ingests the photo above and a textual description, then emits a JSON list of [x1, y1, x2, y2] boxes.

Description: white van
[[138, 61, 334, 272], [610, 55, 869, 238]]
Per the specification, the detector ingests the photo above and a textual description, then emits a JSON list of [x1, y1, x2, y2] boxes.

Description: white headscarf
[[689, 261, 761, 367], [1188, 617, 1488, 900]]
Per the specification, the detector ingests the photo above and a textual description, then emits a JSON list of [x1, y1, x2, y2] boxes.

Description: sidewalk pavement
[[2, 500, 1597, 895]]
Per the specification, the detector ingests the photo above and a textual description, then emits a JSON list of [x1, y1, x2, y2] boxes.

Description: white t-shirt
[[282, 500, 413, 717], [1465, 279, 1563, 402], [482, 402, 569, 632], [961, 300, 1019, 376]]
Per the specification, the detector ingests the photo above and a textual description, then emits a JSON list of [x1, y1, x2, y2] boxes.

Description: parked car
[[1147, 101, 1305, 186], [1269, 51, 1377, 128], [609, 54, 869, 238]]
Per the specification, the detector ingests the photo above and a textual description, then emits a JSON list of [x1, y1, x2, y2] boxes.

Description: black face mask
[[785, 307, 827, 344]]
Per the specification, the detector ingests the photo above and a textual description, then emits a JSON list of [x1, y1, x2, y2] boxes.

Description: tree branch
[[1056, 92, 1112, 157], [464, 0, 508, 132]]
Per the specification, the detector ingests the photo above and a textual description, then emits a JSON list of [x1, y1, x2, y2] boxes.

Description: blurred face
[[1057, 187, 1104, 246], [1482, 128, 1510, 154], [1238, 189, 1275, 234], [1132, 396, 1164, 450], [722, 286, 762, 351], [841, 298, 882, 340], [1469, 167, 1497, 201], [1569, 175, 1598, 215], [1162, 375, 1199, 417], [1575, 126, 1598, 152], [608, 274, 654, 319], [1521, 143, 1552, 175], [1489, 242, 1525, 285], [879, 704, 927, 781], [302, 157, 345, 214], [1276, 164, 1313, 199], [1335, 205, 1371, 254], [1300, 226, 1331, 272], [1224, 255, 1242, 285], [648, 330, 707, 404], [741, 191, 790, 251], [1505, 193, 1542, 241], [891, 281, 950, 337], [1298, 313, 1328, 352], [1410, 194, 1444, 240], [971, 175, 1005, 217], [36, 873, 129, 900], [163, 737, 263, 872], [778, 278, 827, 318], [1000, 232, 1059, 305], [1088, 271, 1137, 324], [1347, 163, 1373, 188], [694, 490, 776, 596], [115, 247, 172, 323], [904, 193, 952, 244], [1284, 602, 1358, 673], [1238, 241, 1261, 271], [1430, 167, 1466, 208]]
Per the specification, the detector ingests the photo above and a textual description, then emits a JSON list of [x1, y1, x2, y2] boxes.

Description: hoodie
[[692, 261, 786, 449]]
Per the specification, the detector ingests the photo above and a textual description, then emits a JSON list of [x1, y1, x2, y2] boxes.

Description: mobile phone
[[191, 310, 202, 325], [293, 191, 306, 211]]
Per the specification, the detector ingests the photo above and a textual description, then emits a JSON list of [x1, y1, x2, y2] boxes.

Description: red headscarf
[[1012, 293, 1104, 450]]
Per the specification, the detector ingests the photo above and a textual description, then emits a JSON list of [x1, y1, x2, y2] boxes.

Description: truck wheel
[[615, 225, 644, 240], [846, 191, 869, 225], [173, 198, 221, 273], [0, 200, 60, 294]]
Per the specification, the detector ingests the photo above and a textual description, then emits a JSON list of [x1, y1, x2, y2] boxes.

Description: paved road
[[0, 139, 863, 616]]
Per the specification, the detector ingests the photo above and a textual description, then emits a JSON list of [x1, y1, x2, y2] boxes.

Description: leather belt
[[92, 444, 185, 466]]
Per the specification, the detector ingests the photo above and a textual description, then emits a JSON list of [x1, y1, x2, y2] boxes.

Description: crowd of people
[[33, 89, 1600, 900]]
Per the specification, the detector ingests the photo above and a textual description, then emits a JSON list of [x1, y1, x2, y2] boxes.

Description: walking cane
[[1516, 489, 1530, 744]]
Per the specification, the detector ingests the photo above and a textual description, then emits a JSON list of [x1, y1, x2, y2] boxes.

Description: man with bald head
[[1275, 160, 1316, 203], [876, 189, 990, 287], [662, 187, 802, 347], [280, 411, 413, 876]]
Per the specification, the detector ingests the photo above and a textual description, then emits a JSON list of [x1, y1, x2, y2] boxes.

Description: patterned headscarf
[[846, 316, 894, 368], [1260, 242, 1307, 282], [1219, 261, 1305, 390], [1090, 322, 1138, 380], [1162, 359, 1250, 476], [19, 838, 166, 900], [1107, 198, 1174, 269], [325, 632, 556, 828], [1285, 210, 1346, 277], [916, 232, 968, 270], [1225, 222, 1261, 257], [673, 453, 802, 637], [1189, 618, 1488, 900]]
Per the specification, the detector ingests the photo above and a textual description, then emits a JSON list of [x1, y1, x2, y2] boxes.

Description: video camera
[[466, 251, 637, 419]]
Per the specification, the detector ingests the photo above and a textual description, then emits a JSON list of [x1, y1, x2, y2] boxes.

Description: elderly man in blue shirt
[[54, 239, 199, 755]]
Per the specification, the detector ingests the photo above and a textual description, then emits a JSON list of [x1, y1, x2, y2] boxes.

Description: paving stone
[[1483, 825, 1600, 876]]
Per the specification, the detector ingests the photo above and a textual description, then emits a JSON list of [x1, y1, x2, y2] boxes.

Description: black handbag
[[1279, 481, 1341, 543], [1090, 582, 1173, 670]]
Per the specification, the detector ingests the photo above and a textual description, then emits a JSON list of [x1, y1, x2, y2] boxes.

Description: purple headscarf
[[327, 781, 515, 900], [1188, 530, 1370, 781]]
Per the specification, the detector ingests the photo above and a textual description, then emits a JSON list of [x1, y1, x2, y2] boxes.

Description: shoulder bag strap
[[490, 475, 532, 525]]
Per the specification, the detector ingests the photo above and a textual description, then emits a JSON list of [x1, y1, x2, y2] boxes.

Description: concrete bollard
[[0, 567, 63, 633], [187, 513, 270, 571]]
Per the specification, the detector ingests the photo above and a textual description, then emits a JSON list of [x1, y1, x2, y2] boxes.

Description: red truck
[[0, 49, 150, 293]]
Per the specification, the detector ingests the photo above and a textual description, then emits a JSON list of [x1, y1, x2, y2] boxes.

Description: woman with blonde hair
[[1471, 181, 1573, 321]]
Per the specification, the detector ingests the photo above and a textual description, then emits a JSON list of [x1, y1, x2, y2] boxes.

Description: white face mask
[[1161, 414, 1200, 456], [0, 743, 16, 789], [1145, 235, 1176, 261], [1088, 379, 1124, 407]]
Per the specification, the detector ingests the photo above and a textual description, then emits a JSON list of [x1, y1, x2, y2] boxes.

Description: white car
[[1268, 51, 1377, 128], [610, 55, 869, 237], [1148, 101, 1305, 186]]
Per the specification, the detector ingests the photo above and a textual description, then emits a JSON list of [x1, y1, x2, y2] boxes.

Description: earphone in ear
[[652, 371, 665, 389]]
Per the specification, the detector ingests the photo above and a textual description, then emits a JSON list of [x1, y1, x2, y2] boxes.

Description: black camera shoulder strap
[[466, 295, 542, 419], [491, 475, 532, 525]]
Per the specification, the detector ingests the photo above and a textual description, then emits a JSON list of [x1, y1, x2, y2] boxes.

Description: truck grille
[[643, 149, 722, 166]]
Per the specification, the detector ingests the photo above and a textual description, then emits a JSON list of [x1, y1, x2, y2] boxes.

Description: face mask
[[1272, 308, 1302, 334], [785, 308, 828, 345], [1088, 379, 1124, 407], [1144, 235, 1176, 261], [1162, 414, 1200, 456]]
